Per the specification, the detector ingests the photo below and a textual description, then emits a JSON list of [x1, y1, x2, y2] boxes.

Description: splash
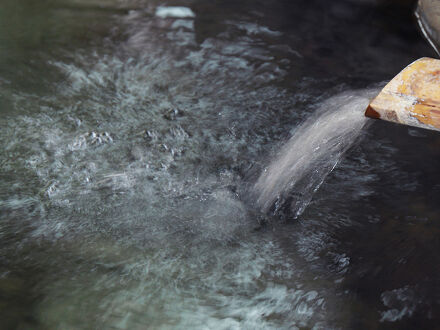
[[254, 88, 379, 217]]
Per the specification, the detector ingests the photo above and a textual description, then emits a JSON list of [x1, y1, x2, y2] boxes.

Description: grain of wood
[[365, 57, 440, 132]]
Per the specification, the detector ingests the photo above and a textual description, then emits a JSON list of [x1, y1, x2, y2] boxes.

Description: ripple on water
[[0, 1, 417, 329]]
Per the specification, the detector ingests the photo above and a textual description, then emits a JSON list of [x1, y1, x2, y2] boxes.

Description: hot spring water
[[1, 0, 438, 328], [254, 88, 380, 218]]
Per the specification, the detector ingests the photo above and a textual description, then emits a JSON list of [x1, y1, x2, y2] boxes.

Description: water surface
[[1, 0, 439, 329]]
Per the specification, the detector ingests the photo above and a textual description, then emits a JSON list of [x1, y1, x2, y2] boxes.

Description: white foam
[[155, 6, 195, 19]]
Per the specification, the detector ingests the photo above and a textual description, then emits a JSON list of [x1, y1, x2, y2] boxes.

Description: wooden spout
[[365, 57, 440, 132]]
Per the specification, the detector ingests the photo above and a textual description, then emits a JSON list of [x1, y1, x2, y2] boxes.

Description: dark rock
[[416, 0, 440, 55]]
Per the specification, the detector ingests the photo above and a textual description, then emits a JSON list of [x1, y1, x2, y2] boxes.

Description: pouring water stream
[[254, 88, 380, 218]]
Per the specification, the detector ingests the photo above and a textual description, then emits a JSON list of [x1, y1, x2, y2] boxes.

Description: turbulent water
[[254, 89, 379, 216], [0, 1, 330, 328], [1, 0, 440, 329]]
